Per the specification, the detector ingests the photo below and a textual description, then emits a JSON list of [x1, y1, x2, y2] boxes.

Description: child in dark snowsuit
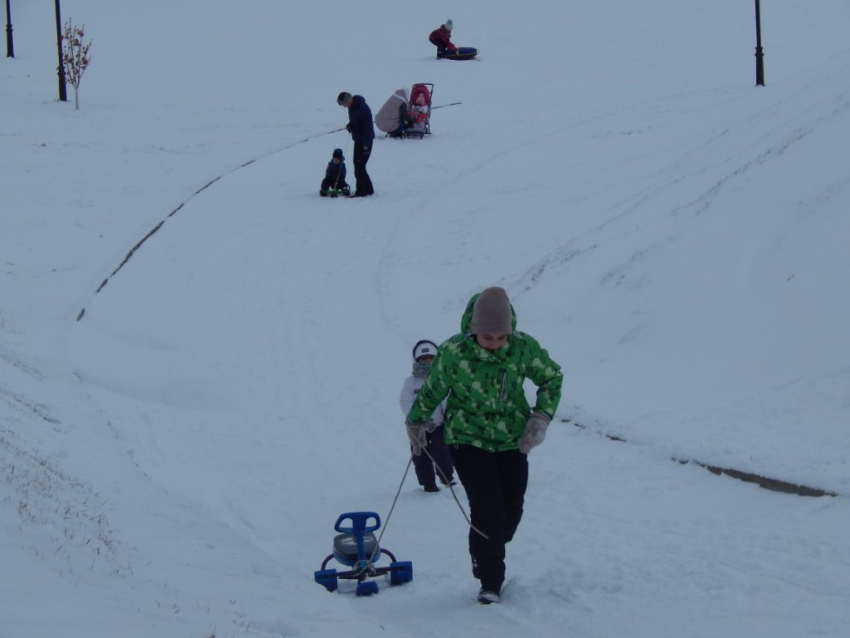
[[320, 148, 350, 196]]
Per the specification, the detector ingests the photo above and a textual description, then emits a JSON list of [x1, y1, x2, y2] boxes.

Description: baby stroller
[[404, 83, 434, 139]]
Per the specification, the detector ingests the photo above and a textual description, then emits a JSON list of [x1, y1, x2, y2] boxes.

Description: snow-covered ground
[[2, 1, 849, 636]]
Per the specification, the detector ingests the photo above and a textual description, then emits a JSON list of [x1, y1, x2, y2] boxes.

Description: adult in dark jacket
[[337, 92, 375, 197]]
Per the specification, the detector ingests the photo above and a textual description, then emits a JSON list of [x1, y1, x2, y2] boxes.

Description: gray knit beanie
[[470, 287, 513, 335]]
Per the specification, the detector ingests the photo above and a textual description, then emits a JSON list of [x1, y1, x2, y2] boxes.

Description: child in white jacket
[[399, 340, 455, 492]]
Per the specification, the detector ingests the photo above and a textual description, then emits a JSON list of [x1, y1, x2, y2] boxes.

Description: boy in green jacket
[[406, 286, 563, 604]]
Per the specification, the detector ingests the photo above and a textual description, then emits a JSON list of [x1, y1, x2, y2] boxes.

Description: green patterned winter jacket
[[406, 294, 563, 452]]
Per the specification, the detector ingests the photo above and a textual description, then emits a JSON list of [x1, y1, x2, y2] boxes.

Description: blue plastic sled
[[439, 47, 478, 61], [314, 512, 413, 596]]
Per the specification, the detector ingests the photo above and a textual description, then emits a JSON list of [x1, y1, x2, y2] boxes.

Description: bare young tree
[[61, 19, 92, 110]]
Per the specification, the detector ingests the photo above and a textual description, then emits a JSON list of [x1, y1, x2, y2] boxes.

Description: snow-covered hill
[[2, 1, 849, 636]]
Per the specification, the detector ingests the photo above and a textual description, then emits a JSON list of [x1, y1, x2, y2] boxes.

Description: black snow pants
[[352, 141, 374, 196], [450, 444, 529, 592]]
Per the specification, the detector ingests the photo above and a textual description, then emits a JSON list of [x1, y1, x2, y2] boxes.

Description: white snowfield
[[2, 1, 848, 637]]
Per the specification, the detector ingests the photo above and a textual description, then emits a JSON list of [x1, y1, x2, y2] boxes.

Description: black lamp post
[[5, 0, 13, 58], [54, 0, 67, 100], [754, 0, 765, 86]]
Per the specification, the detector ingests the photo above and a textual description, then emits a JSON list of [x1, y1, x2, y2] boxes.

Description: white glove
[[518, 413, 551, 454]]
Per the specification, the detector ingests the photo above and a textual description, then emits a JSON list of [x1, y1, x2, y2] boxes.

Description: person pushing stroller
[[320, 148, 350, 197], [375, 88, 415, 139]]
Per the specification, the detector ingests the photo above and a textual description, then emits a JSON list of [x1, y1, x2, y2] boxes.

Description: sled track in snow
[[75, 103, 465, 322], [568, 420, 840, 498], [72, 110, 838, 501], [75, 128, 341, 321]]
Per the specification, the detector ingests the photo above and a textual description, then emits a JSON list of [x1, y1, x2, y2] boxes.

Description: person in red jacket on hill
[[428, 19, 457, 58]]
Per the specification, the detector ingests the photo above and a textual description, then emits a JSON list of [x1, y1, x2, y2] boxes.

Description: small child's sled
[[314, 512, 413, 596], [320, 186, 350, 198], [438, 46, 478, 61]]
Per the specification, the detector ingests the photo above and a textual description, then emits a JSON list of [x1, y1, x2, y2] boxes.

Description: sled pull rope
[[375, 452, 487, 568], [422, 447, 489, 540], [348, 455, 416, 578], [372, 456, 414, 557], [347, 456, 416, 578]]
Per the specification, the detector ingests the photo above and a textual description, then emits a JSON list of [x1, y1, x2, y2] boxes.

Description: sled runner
[[314, 512, 413, 596], [404, 83, 434, 139], [438, 47, 478, 61], [320, 186, 350, 198]]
